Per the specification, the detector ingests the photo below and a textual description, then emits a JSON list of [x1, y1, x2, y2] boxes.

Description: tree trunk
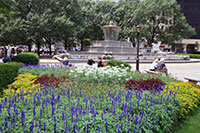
[[28, 45, 31, 52], [37, 42, 41, 56], [48, 41, 52, 56], [80, 39, 84, 51]]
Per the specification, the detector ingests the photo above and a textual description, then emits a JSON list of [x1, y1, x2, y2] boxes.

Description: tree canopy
[[0, 0, 196, 52]]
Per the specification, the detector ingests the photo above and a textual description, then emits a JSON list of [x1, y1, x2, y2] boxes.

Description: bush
[[13, 52, 39, 65], [0, 62, 23, 91], [121, 78, 165, 91], [176, 53, 200, 59], [106, 60, 132, 70]]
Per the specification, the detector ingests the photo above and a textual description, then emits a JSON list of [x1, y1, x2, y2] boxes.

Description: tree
[[133, 0, 195, 45], [0, 0, 80, 55]]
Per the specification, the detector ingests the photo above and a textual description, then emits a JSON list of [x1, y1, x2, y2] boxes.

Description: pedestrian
[[97, 56, 105, 68], [87, 56, 95, 66], [7, 45, 12, 62], [156, 58, 168, 76], [2, 46, 8, 63], [10, 47, 16, 61]]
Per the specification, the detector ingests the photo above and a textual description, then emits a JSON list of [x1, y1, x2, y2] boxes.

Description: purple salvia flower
[[87, 123, 89, 133], [115, 123, 119, 129], [135, 115, 138, 125], [73, 124, 76, 133], [40, 108, 43, 118], [98, 127, 101, 133], [4, 97, 7, 103], [62, 111, 65, 120], [52, 106, 55, 115], [54, 123, 57, 133], [133, 128, 136, 133], [121, 122, 123, 130], [105, 120, 108, 132], [43, 122, 46, 131], [7, 108, 11, 117], [118, 127, 120, 133]]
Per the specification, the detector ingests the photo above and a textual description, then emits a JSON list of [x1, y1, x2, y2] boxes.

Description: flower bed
[[0, 64, 199, 132]]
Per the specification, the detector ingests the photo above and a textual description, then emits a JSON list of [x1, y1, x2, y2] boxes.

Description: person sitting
[[156, 58, 168, 76], [149, 59, 158, 71], [87, 56, 95, 66], [62, 56, 72, 67], [97, 56, 105, 68]]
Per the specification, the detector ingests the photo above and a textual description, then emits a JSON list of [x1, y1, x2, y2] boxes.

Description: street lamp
[[136, 25, 141, 72]]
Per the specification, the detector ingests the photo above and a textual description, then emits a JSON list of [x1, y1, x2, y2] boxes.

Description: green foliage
[[106, 60, 132, 70], [174, 109, 200, 133], [0, 62, 23, 90], [176, 54, 200, 59], [13, 52, 39, 65]]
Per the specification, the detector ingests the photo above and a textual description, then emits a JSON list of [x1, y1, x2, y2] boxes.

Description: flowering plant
[[163, 82, 200, 116], [4, 73, 40, 97]]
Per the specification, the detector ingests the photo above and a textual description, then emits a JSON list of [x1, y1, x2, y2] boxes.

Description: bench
[[184, 77, 200, 84], [144, 70, 165, 75]]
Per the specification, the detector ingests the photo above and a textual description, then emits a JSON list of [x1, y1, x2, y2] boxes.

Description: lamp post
[[136, 25, 141, 72]]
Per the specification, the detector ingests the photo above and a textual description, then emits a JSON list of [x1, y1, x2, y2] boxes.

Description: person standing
[[7, 45, 12, 62]]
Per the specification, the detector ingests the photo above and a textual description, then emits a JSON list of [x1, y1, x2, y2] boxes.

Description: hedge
[[177, 54, 200, 59], [106, 60, 132, 70], [13, 52, 39, 65], [0, 62, 23, 91]]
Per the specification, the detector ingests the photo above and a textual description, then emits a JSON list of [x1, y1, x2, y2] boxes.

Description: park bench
[[184, 77, 200, 84], [144, 70, 165, 75]]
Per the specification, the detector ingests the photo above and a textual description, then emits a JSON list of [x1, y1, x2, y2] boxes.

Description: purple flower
[[40, 108, 43, 118], [43, 122, 46, 131], [166, 107, 168, 112], [54, 116, 57, 122], [87, 123, 89, 133], [54, 123, 57, 133], [62, 111, 65, 120], [105, 120, 108, 132], [133, 128, 136, 133], [73, 124, 76, 133], [98, 127, 101, 133], [115, 123, 119, 129], [52, 106, 55, 115]]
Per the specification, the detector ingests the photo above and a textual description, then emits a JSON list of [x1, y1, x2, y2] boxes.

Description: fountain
[[84, 8, 136, 58]]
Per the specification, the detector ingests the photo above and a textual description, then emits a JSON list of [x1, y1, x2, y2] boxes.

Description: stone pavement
[[1, 58, 200, 82]]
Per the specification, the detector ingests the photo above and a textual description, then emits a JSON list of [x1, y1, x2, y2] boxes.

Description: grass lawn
[[175, 108, 200, 133]]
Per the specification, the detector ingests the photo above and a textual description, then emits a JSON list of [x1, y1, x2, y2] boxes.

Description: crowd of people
[[149, 58, 168, 76], [1, 45, 24, 63]]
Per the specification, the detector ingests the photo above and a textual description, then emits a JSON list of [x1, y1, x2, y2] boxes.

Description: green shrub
[[0, 62, 24, 90], [176, 54, 200, 59], [106, 60, 132, 70], [13, 52, 39, 65]]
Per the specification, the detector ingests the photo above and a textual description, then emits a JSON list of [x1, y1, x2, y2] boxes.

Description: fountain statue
[[101, 8, 120, 41]]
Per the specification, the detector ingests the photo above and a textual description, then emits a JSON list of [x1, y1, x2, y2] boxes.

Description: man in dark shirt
[[87, 56, 95, 66], [156, 58, 168, 76]]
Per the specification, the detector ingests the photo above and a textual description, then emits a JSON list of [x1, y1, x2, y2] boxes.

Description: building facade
[[176, 0, 200, 53]]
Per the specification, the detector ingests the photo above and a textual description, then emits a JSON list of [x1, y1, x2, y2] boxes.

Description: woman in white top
[[149, 59, 159, 71]]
